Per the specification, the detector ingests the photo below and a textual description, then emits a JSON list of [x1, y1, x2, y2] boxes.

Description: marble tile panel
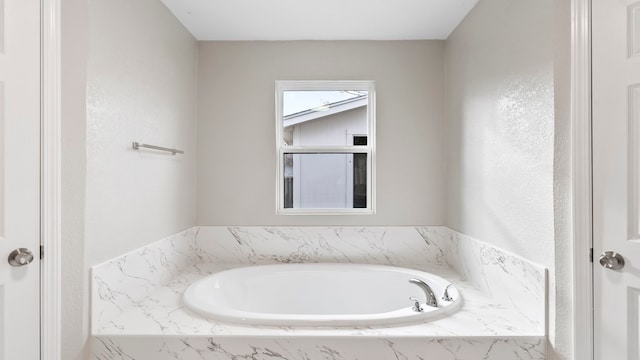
[[92, 335, 546, 360], [446, 230, 546, 331], [195, 226, 451, 266], [91, 227, 200, 332]]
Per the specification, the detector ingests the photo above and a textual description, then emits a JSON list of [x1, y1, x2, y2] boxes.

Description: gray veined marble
[[91, 226, 547, 360], [92, 336, 546, 360]]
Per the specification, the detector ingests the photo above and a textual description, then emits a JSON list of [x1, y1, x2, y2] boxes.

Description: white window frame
[[275, 80, 376, 215]]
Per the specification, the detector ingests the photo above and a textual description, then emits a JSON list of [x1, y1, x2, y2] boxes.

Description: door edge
[[571, 0, 594, 358], [40, 0, 61, 358]]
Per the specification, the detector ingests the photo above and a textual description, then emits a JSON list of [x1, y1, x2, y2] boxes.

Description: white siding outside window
[[275, 80, 376, 215]]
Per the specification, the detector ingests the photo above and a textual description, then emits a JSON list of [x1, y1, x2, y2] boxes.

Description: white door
[[593, 0, 640, 357], [0, 0, 41, 359]]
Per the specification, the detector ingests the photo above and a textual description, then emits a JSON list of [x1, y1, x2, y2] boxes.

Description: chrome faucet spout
[[409, 278, 438, 308], [442, 283, 454, 302]]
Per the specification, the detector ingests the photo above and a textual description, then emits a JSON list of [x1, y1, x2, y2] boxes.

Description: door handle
[[599, 251, 625, 270], [7, 248, 34, 267]]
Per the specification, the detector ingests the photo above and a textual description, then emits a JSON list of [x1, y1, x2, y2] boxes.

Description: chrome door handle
[[8, 248, 34, 267], [599, 251, 625, 270]]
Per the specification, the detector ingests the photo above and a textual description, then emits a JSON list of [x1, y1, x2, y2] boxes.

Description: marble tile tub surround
[[93, 335, 546, 360], [91, 227, 200, 333], [195, 226, 545, 329], [91, 226, 546, 359], [91, 262, 546, 358], [447, 230, 547, 331], [92, 226, 546, 335], [194, 226, 451, 266]]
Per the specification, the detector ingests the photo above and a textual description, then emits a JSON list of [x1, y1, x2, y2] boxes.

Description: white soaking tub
[[183, 263, 462, 327]]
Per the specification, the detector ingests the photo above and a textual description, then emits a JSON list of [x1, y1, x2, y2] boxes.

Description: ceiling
[[159, 0, 480, 41]]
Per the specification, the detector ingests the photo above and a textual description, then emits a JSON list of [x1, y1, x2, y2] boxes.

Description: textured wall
[[61, 0, 88, 358], [85, 0, 198, 266], [551, 0, 573, 358], [63, 0, 198, 356], [196, 41, 446, 225], [444, 0, 566, 357], [444, 0, 554, 279]]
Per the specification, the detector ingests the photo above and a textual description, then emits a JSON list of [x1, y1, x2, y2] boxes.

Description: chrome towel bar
[[132, 142, 184, 155]]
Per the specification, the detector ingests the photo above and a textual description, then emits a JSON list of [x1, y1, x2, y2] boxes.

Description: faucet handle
[[442, 284, 454, 302], [409, 297, 423, 312]]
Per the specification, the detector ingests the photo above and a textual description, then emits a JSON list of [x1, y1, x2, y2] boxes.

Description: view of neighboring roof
[[283, 94, 368, 128]]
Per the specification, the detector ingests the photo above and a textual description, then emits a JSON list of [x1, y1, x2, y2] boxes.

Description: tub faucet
[[409, 278, 438, 308], [442, 284, 454, 302]]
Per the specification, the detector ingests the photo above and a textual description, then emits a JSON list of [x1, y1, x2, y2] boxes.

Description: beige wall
[[85, 0, 198, 266], [445, 0, 555, 268], [552, 0, 573, 358], [444, 0, 569, 358], [62, 0, 198, 357], [196, 41, 446, 225], [61, 0, 88, 358]]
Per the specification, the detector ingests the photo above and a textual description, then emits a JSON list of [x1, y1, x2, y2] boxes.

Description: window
[[275, 81, 376, 214]]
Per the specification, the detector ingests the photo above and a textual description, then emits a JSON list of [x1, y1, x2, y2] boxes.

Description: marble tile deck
[[91, 226, 547, 359], [95, 262, 542, 339]]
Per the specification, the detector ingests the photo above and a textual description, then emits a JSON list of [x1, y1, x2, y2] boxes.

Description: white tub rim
[[183, 263, 462, 327]]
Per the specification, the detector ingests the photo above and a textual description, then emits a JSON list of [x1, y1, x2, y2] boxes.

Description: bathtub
[[183, 263, 462, 327]]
